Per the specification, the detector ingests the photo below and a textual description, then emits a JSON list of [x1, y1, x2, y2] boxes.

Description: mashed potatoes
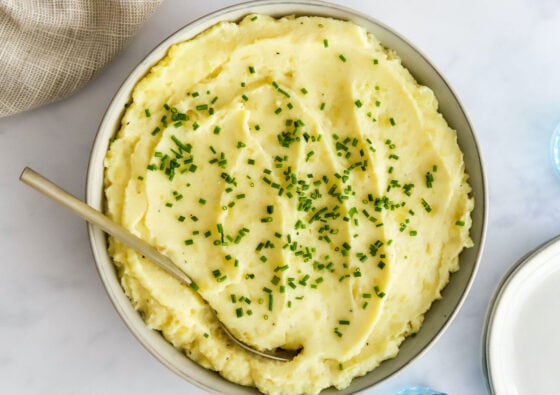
[[104, 14, 473, 394]]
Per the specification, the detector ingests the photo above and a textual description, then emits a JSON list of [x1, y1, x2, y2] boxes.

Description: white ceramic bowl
[[86, 1, 487, 393]]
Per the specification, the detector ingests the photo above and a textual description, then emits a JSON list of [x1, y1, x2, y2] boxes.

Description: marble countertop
[[2, 0, 560, 394]]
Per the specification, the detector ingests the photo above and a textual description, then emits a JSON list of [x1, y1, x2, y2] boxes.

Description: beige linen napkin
[[0, 0, 161, 118]]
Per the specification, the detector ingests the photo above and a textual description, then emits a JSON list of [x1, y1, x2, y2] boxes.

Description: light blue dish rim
[[551, 122, 560, 178]]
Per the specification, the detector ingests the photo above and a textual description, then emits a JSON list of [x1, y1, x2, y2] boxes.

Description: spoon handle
[[19, 167, 193, 287]]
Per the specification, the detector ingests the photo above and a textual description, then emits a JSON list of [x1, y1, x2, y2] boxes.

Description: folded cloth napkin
[[0, 0, 161, 118]]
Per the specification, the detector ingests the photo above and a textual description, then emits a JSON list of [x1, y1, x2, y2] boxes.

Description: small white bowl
[[86, 1, 487, 393]]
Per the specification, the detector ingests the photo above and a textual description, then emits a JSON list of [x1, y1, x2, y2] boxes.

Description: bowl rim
[[86, 0, 488, 393], [482, 233, 560, 394]]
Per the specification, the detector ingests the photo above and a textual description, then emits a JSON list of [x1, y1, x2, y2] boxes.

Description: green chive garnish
[[421, 198, 432, 213]]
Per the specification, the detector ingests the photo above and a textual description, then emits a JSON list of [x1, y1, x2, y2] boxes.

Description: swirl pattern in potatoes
[[104, 14, 473, 395]]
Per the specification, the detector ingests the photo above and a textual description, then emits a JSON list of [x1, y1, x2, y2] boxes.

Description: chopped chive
[[323, 39, 329, 48], [390, 117, 396, 126], [425, 172, 434, 188], [455, 220, 465, 226], [320, 102, 325, 111], [196, 104, 208, 111], [151, 127, 161, 136], [247, 159, 255, 165], [355, 99, 363, 108], [338, 54, 347, 62], [236, 307, 243, 317], [248, 66, 255, 74], [339, 320, 350, 325], [178, 215, 185, 222], [171, 135, 192, 153], [300, 87, 308, 94], [421, 198, 432, 213], [373, 58, 379, 65], [274, 107, 282, 114], [184, 239, 193, 245], [213, 126, 221, 135], [144, 108, 151, 117]]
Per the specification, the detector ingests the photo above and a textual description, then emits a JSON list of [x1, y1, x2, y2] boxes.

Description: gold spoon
[[20, 167, 296, 362]]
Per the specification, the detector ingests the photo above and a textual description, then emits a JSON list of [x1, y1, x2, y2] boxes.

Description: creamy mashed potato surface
[[104, 15, 473, 394]]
